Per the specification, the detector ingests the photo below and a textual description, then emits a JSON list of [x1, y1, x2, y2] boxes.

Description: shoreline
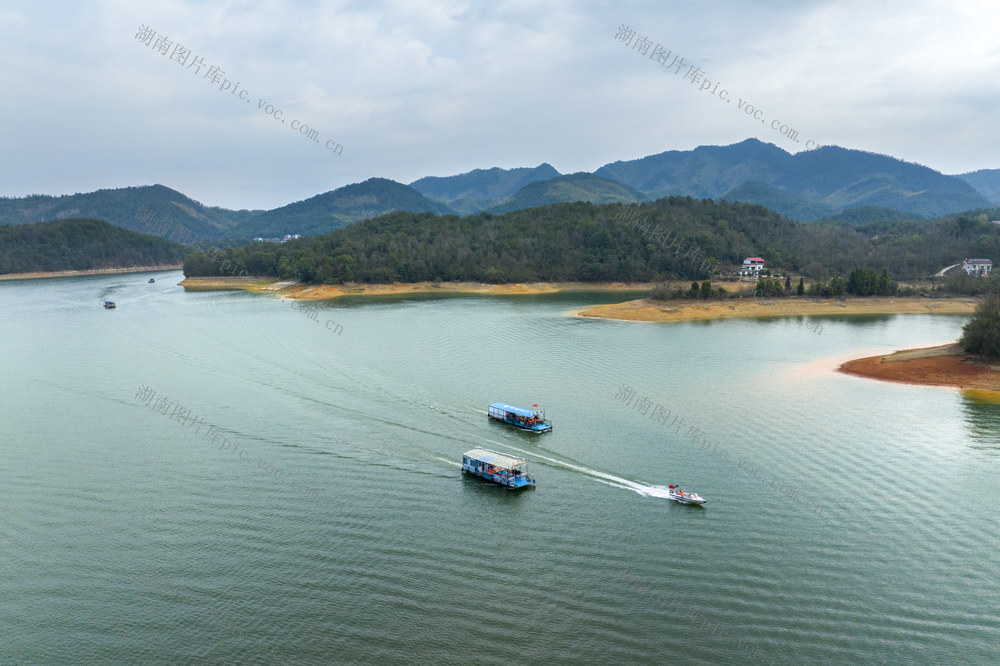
[[0, 265, 182, 281], [178, 279, 980, 322], [179, 277, 659, 298], [838, 343, 1000, 394], [575, 296, 977, 322]]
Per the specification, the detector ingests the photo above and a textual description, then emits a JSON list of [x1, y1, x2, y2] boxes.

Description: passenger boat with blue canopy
[[488, 402, 552, 433], [462, 449, 535, 489]]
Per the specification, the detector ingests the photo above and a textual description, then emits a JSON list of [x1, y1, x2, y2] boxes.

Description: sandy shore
[[0, 265, 183, 281], [839, 344, 1000, 393], [576, 296, 977, 322], [179, 278, 658, 298], [178, 279, 980, 321]]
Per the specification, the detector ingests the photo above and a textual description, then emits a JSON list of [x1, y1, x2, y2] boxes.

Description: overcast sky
[[2, 0, 999, 210]]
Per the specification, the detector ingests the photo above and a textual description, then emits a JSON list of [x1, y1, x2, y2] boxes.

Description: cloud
[[1, 0, 998, 209]]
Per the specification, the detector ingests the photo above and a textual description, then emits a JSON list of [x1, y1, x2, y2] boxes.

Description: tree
[[688, 281, 700, 298], [959, 292, 1000, 358], [846, 267, 897, 296], [755, 277, 783, 297], [700, 280, 713, 299], [784, 274, 791, 292], [878, 268, 895, 296], [796, 277, 804, 296], [828, 275, 846, 296]]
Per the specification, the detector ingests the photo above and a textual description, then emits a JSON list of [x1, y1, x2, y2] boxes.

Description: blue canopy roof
[[489, 402, 542, 417]]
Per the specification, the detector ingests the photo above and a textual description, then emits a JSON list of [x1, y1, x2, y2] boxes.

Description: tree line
[[0, 218, 185, 274], [182, 197, 1000, 285]]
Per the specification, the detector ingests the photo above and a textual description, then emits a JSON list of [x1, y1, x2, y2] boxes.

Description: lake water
[[2, 271, 998, 664]]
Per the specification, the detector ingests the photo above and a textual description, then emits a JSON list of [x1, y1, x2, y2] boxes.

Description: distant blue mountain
[[410, 164, 561, 214], [594, 138, 992, 220], [487, 173, 647, 214], [4, 140, 995, 243], [224, 178, 455, 238], [955, 168, 1000, 206]]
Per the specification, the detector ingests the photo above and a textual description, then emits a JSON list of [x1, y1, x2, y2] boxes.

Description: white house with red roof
[[739, 257, 765, 276], [963, 258, 992, 276]]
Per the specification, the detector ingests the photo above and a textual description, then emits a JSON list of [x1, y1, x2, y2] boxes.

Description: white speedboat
[[668, 485, 705, 504]]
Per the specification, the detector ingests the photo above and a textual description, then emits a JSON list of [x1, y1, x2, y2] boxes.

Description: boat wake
[[468, 435, 674, 499], [591, 478, 674, 499]]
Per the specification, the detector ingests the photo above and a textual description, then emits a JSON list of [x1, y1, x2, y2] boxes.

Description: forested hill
[[223, 178, 456, 239], [487, 173, 646, 214], [0, 218, 186, 274], [185, 196, 1000, 284], [0, 185, 254, 240], [595, 139, 992, 220], [410, 163, 562, 214]]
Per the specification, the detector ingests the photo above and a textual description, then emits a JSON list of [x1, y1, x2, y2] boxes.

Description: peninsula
[[576, 296, 976, 323], [839, 344, 1000, 392]]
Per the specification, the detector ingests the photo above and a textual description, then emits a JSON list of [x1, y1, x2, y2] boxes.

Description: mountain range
[[409, 164, 561, 214], [2, 139, 999, 242]]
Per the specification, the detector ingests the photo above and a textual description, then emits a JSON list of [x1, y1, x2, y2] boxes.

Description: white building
[[963, 258, 993, 276], [739, 257, 765, 276]]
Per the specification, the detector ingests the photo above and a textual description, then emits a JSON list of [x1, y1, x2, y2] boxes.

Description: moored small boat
[[488, 402, 552, 433], [668, 485, 705, 504], [462, 448, 535, 489], [148, 278, 155, 283], [103, 300, 116, 309]]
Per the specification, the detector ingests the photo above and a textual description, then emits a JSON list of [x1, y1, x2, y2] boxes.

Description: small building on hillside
[[963, 258, 993, 276], [739, 257, 765, 276]]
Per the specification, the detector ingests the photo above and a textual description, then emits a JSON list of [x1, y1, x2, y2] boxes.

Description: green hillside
[[594, 139, 991, 220], [0, 185, 255, 241], [722, 181, 834, 221], [224, 178, 455, 238], [186, 197, 1000, 284], [955, 169, 1000, 206], [0, 218, 186, 274], [410, 164, 562, 214], [488, 173, 647, 214]]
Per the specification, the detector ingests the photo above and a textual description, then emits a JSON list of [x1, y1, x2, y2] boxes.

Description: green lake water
[[2, 271, 998, 663]]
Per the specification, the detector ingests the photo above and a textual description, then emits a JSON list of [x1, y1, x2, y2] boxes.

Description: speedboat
[[668, 485, 705, 504]]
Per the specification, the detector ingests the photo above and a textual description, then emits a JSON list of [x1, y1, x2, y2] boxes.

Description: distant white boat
[[668, 485, 705, 504]]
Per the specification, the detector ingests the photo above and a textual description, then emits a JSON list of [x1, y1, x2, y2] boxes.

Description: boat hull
[[668, 490, 706, 504], [462, 467, 535, 489], [488, 414, 552, 433]]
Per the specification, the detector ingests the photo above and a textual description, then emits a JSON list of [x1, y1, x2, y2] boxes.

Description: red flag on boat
[[669, 485, 675, 488], [533, 404, 538, 407]]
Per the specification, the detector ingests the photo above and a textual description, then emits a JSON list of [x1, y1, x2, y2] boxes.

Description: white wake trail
[[468, 434, 675, 499]]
